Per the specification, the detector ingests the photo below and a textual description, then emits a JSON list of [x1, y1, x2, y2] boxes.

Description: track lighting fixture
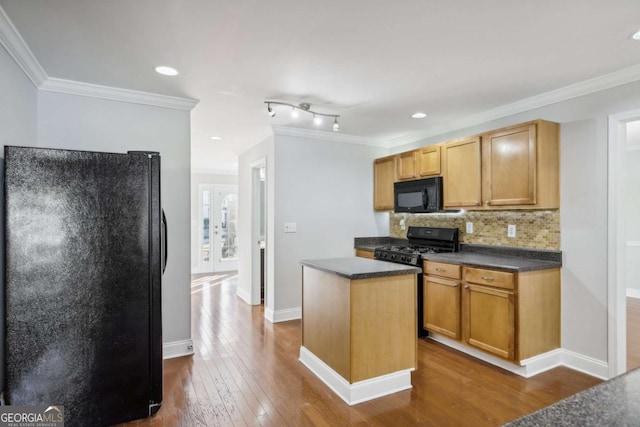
[[264, 101, 340, 132]]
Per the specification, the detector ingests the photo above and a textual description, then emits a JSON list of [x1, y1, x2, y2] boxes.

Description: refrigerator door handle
[[162, 209, 168, 273]]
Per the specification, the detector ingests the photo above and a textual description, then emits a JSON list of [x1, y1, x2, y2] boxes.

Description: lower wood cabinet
[[424, 261, 560, 364]]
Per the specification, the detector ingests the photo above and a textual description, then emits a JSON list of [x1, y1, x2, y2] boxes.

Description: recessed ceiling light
[[209, 136, 222, 141], [155, 66, 179, 76], [632, 30, 640, 40], [412, 112, 427, 119]]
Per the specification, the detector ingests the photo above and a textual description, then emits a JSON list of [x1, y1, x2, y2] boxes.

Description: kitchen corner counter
[[504, 368, 639, 426], [423, 252, 561, 272], [300, 257, 421, 280]]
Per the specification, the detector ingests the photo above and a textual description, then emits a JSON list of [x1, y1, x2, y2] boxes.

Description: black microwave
[[394, 177, 443, 213]]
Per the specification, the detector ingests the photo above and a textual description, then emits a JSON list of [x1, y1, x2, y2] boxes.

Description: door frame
[[250, 157, 269, 308], [212, 184, 238, 272], [196, 183, 214, 274], [607, 109, 640, 377]]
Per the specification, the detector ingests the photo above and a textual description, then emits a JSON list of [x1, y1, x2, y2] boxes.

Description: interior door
[[212, 185, 238, 272]]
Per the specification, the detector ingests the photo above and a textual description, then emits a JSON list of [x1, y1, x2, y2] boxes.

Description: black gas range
[[374, 226, 459, 337]]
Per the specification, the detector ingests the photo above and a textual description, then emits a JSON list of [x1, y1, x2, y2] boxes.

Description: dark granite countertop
[[504, 368, 640, 426], [353, 236, 407, 251], [301, 257, 421, 280], [423, 252, 561, 272]]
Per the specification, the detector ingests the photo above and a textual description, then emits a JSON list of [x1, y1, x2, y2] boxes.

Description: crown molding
[[387, 63, 640, 148], [271, 125, 387, 147], [0, 5, 47, 86], [40, 78, 199, 111], [0, 4, 198, 111]]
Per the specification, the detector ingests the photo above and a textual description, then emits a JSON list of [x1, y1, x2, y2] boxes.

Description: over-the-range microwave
[[394, 176, 443, 213]]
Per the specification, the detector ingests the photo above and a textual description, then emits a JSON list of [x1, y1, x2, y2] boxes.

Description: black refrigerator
[[3, 146, 166, 426]]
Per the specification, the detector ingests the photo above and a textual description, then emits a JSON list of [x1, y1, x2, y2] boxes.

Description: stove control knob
[[391, 254, 397, 260]]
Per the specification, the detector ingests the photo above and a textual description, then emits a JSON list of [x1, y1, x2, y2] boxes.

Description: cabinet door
[[374, 155, 395, 210], [424, 276, 460, 339], [418, 146, 441, 177], [442, 137, 481, 208], [482, 123, 536, 206], [396, 150, 418, 180], [463, 284, 515, 360]]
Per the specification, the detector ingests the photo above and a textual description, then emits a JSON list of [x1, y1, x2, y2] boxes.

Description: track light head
[[313, 115, 322, 126], [267, 103, 275, 117], [291, 107, 299, 118], [333, 118, 340, 132]]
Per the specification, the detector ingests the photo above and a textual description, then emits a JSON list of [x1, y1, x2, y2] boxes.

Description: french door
[[198, 184, 238, 272]]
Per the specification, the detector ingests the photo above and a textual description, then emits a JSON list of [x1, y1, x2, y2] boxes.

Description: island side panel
[[302, 266, 351, 381], [350, 274, 417, 383]]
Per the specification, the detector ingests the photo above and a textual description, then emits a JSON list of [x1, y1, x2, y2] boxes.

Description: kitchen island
[[299, 257, 420, 405]]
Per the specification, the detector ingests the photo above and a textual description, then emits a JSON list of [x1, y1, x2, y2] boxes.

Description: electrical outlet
[[466, 222, 473, 234], [400, 219, 406, 230], [284, 222, 297, 233], [508, 224, 516, 238]]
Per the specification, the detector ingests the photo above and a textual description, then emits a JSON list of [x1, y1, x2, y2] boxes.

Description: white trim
[[163, 339, 194, 359], [560, 349, 609, 380], [236, 286, 252, 304], [627, 241, 640, 247], [388, 64, 640, 148], [272, 125, 386, 147], [265, 307, 301, 323], [428, 333, 608, 379], [627, 288, 640, 299], [299, 346, 413, 405], [40, 77, 199, 111], [0, 5, 47, 86]]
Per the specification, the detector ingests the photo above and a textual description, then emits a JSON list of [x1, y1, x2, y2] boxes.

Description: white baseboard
[[428, 333, 608, 379], [299, 346, 413, 405], [163, 339, 194, 359], [627, 288, 640, 299], [264, 307, 301, 323], [236, 287, 252, 304]]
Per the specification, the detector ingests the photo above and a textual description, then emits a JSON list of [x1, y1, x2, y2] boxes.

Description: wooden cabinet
[[355, 249, 374, 259], [424, 261, 560, 364], [462, 269, 515, 360], [396, 150, 418, 180], [373, 155, 395, 210], [424, 261, 461, 340], [418, 146, 441, 177], [461, 266, 560, 362], [442, 137, 482, 208], [481, 120, 559, 209]]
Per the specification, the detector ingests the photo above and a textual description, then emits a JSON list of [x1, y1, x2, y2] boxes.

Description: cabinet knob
[[435, 268, 446, 272], [475, 201, 481, 206], [485, 200, 492, 206], [481, 276, 494, 281], [464, 285, 469, 289], [453, 283, 459, 287]]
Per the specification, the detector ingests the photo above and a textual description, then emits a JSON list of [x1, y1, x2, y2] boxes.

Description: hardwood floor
[[119, 273, 602, 427], [628, 297, 640, 371]]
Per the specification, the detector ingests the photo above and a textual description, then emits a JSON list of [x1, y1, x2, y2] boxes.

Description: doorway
[[608, 112, 640, 376], [251, 159, 267, 307], [197, 184, 238, 273]]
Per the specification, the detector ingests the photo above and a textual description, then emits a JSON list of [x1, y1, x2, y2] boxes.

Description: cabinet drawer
[[355, 249, 374, 259], [425, 261, 461, 280], [464, 267, 514, 290]]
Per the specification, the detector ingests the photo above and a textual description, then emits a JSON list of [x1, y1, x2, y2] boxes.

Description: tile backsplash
[[390, 210, 560, 250]]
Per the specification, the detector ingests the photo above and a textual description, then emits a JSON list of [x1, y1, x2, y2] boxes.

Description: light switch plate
[[466, 222, 473, 234], [400, 219, 406, 230], [284, 222, 297, 233], [508, 224, 516, 238]]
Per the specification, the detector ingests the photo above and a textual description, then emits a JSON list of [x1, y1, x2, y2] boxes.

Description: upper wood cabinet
[[442, 137, 482, 208], [396, 150, 418, 180], [373, 155, 396, 211], [481, 120, 559, 209], [418, 146, 441, 177]]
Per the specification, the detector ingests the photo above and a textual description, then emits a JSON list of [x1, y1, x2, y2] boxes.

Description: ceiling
[[2, 0, 640, 174]]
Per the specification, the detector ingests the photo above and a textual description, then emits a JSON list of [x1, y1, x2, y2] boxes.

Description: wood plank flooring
[[628, 297, 640, 371], [119, 273, 604, 427]]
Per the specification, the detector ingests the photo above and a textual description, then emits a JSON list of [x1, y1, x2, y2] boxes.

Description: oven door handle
[[422, 188, 429, 209]]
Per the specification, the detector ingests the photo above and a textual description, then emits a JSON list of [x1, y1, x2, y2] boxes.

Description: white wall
[[393, 79, 640, 364], [190, 172, 238, 272], [238, 136, 275, 309], [36, 91, 192, 348]]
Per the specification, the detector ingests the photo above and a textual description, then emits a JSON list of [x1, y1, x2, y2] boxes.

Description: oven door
[[394, 177, 442, 213]]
